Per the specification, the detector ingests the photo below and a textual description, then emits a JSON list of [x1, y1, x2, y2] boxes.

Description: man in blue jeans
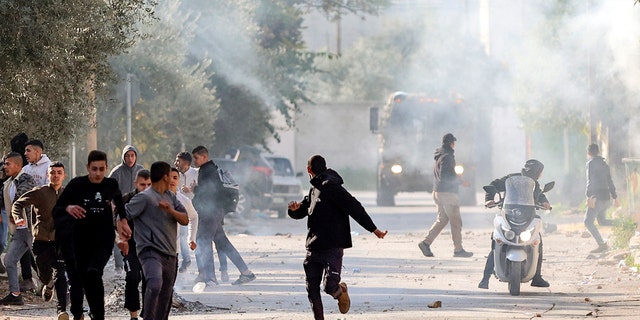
[[585, 144, 619, 253], [0, 152, 36, 305], [191, 146, 256, 290]]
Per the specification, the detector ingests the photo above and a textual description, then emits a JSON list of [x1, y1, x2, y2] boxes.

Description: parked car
[[264, 155, 304, 218], [214, 146, 274, 217]]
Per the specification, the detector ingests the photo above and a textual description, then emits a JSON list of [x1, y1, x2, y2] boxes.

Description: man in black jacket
[[288, 155, 387, 320], [478, 159, 551, 289], [585, 144, 618, 253], [191, 145, 255, 290], [418, 133, 473, 258]]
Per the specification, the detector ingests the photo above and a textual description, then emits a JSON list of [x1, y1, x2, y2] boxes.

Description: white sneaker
[[192, 281, 206, 293]]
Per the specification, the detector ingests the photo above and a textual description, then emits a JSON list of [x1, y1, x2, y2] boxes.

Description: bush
[[613, 215, 637, 249]]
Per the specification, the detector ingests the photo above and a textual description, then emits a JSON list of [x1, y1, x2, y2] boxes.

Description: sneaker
[[337, 282, 350, 314], [453, 249, 474, 258], [205, 280, 219, 287], [220, 270, 229, 282], [531, 276, 550, 287], [58, 311, 70, 320], [478, 278, 489, 289], [232, 272, 256, 285], [0, 292, 24, 305], [193, 273, 205, 284], [178, 260, 191, 273], [20, 278, 36, 292], [192, 281, 206, 293], [590, 243, 608, 253], [418, 241, 434, 257], [43, 284, 54, 302]]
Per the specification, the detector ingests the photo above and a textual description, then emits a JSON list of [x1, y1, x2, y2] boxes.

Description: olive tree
[[0, 0, 155, 158]]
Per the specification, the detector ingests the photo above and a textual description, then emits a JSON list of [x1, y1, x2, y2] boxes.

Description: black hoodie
[[433, 145, 459, 193], [288, 169, 377, 251]]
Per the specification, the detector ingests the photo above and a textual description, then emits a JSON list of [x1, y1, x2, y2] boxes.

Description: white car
[[264, 155, 303, 218]]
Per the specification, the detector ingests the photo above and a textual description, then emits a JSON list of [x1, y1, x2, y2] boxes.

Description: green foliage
[[296, 0, 390, 20], [0, 0, 155, 158], [612, 214, 637, 249], [181, 0, 388, 151], [99, 0, 217, 165], [511, 1, 635, 134], [309, 13, 503, 108]]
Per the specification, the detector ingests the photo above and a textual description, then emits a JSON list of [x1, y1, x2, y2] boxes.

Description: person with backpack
[[190, 146, 255, 291]]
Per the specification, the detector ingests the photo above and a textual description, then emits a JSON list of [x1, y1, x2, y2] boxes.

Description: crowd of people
[[0, 132, 619, 320], [0, 136, 256, 320]]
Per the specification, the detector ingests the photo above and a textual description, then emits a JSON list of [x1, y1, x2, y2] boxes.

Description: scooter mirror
[[483, 185, 497, 193], [542, 181, 555, 193]]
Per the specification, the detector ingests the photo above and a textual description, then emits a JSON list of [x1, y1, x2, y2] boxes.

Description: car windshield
[[267, 157, 294, 177]]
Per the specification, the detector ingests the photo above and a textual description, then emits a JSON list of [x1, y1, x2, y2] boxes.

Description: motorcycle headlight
[[520, 229, 533, 242], [504, 230, 516, 241], [455, 165, 464, 175], [391, 164, 403, 174]]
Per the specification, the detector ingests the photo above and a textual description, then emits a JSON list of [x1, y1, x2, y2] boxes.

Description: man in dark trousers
[[478, 159, 551, 289], [53, 150, 131, 320], [11, 162, 70, 319], [125, 162, 188, 320], [288, 155, 387, 320], [119, 169, 151, 320], [585, 144, 619, 253]]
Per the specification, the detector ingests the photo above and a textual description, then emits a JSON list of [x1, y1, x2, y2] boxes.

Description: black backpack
[[217, 168, 240, 214]]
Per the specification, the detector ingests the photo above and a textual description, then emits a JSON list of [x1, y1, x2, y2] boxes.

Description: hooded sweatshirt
[[22, 154, 52, 186], [288, 169, 377, 251], [109, 145, 145, 194], [433, 145, 460, 193]]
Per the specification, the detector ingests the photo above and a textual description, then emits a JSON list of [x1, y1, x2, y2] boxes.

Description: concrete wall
[[293, 102, 379, 176]]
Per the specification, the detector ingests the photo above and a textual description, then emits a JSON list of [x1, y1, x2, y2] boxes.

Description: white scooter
[[483, 176, 554, 296]]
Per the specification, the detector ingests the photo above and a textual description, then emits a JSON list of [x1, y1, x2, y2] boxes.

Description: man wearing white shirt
[[174, 152, 198, 272]]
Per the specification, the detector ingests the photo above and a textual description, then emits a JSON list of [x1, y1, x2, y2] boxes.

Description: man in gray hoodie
[[109, 145, 145, 274], [109, 145, 146, 195]]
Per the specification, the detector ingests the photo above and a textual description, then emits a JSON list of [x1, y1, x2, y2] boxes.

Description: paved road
[[2, 192, 639, 319]]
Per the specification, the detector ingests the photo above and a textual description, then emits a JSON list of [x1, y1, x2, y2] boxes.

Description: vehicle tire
[[508, 260, 522, 296], [376, 187, 395, 206], [236, 189, 253, 217]]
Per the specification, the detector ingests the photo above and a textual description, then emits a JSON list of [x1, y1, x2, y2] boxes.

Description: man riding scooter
[[478, 159, 551, 289]]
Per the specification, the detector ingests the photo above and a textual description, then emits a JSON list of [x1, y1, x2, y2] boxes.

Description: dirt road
[[2, 192, 639, 319]]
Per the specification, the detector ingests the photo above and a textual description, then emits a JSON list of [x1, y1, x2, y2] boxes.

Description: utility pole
[[126, 73, 132, 146]]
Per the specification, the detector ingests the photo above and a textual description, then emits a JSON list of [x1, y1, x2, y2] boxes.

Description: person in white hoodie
[[23, 139, 52, 186], [109, 145, 146, 274], [19, 139, 51, 292]]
